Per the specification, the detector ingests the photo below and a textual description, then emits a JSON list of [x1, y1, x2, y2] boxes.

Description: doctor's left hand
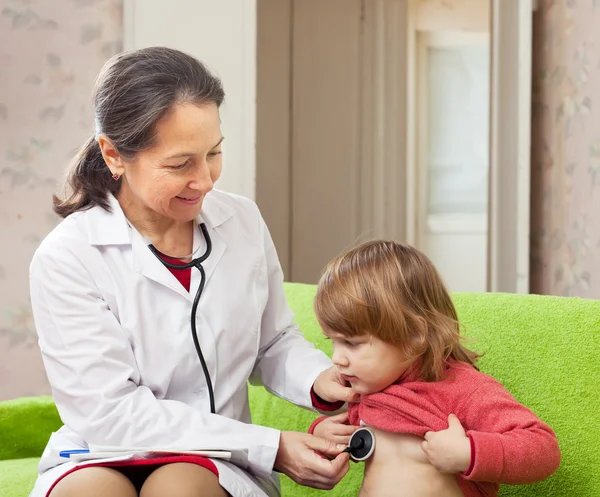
[[313, 366, 360, 404]]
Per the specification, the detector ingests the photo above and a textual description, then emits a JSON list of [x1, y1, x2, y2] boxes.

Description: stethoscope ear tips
[[343, 427, 375, 461]]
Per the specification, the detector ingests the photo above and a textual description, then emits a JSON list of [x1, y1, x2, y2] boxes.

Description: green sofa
[[1, 283, 599, 496]]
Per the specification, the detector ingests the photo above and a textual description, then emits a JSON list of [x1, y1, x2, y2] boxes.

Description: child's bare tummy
[[359, 427, 464, 497]]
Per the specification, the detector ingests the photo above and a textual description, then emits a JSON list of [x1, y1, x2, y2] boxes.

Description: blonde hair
[[314, 240, 480, 382]]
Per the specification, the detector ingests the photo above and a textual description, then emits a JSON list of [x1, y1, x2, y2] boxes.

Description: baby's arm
[[457, 378, 561, 484], [309, 412, 357, 445], [309, 403, 360, 445]]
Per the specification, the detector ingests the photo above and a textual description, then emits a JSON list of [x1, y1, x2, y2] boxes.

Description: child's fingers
[[421, 440, 430, 454], [334, 424, 358, 436], [329, 411, 350, 423]]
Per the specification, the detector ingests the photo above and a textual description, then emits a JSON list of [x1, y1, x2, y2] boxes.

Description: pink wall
[[530, 0, 600, 298], [0, 0, 123, 400]]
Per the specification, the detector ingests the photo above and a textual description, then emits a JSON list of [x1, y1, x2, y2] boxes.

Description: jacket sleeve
[[308, 416, 327, 434], [30, 240, 280, 478], [458, 378, 561, 484], [248, 213, 333, 409]]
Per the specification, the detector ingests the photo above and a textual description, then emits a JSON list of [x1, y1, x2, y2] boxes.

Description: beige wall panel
[[291, 0, 362, 283], [256, 0, 293, 277]]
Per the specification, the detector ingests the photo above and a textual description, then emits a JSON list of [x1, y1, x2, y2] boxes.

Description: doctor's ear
[[97, 134, 126, 177]]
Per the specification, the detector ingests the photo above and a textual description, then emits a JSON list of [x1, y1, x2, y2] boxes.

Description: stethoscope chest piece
[[344, 427, 375, 461]]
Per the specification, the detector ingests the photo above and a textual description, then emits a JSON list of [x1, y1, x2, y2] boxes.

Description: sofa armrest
[[0, 396, 61, 461]]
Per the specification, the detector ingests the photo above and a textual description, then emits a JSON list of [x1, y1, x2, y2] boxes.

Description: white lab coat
[[28, 190, 333, 497]]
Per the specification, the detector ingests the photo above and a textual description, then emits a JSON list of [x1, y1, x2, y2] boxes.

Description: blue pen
[[59, 449, 90, 458]]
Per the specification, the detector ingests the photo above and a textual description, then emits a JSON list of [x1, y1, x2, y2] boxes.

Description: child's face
[[324, 329, 408, 395]]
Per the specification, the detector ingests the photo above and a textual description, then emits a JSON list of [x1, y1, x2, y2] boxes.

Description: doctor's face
[[117, 102, 223, 223]]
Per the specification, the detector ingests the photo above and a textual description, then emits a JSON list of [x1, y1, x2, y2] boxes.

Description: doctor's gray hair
[[53, 46, 225, 218]]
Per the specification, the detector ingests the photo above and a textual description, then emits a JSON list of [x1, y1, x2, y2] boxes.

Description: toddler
[[309, 241, 561, 497]]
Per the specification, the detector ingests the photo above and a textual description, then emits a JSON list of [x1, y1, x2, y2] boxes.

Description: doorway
[[416, 30, 490, 292]]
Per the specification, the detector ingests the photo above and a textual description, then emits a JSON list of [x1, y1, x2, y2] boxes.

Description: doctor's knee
[[48, 467, 137, 497]]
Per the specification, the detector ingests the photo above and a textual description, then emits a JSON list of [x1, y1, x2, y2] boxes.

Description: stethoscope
[[147, 222, 216, 414]]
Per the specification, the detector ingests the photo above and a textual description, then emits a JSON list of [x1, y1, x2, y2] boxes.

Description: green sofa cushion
[[0, 458, 39, 497], [1, 283, 599, 497]]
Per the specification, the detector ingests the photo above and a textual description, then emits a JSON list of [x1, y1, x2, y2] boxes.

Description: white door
[[416, 31, 491, 292]]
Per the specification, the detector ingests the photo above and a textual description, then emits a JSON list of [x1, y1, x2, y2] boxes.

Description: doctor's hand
[[421, 414, 472, 474], [312, 412, 356, 446], [274, 431, 350, 490], [313, 366, 360, 404]]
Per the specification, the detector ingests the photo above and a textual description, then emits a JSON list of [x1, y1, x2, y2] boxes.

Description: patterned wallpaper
[[0, 0, 122, 400], [530, 0, 600, 298]]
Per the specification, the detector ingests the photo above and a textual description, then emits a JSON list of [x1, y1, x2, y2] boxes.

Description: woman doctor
[[29, 47, 355, 497]]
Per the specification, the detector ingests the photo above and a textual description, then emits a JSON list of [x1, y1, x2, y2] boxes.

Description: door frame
[[487, 0, 533, 293]]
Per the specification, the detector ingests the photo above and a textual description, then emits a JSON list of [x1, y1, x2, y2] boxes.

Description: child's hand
[[313, 366, 360, 403], [421, 414, 471, 474], [313, 412, 357, 446]]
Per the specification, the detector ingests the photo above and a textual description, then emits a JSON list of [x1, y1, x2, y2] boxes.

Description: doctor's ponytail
[[53, 46, 225, 218], [53, 135, 118, 217]]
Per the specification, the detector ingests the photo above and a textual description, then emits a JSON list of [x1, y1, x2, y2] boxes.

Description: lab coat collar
[[86, 191, 233, 300], [86, 194, 131, 246], [198, 190, 234, 230]]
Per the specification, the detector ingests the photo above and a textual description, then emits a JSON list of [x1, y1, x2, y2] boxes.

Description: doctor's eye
[[168, 159, 191, 170]]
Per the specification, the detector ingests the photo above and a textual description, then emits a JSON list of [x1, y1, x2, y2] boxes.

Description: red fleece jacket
[[309, 361, 560, 496]]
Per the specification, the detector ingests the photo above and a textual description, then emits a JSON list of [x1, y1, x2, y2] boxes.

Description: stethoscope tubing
[[148, 222, 216, 414]]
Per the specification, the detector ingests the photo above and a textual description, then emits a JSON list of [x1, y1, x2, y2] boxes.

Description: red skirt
[[45, 455, 218, 496]]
